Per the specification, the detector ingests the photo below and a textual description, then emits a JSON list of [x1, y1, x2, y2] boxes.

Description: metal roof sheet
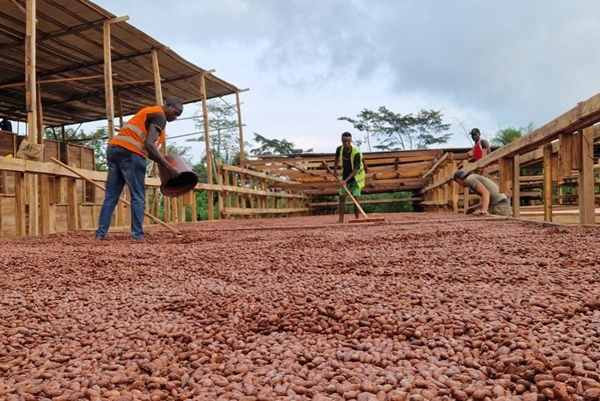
[[0, 0, 240, 127]]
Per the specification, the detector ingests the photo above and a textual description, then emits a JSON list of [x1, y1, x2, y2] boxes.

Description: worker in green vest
[[334, 132, 366, 223]]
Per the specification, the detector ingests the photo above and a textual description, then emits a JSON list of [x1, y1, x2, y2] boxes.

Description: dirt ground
[[0, 213, 599, 401]]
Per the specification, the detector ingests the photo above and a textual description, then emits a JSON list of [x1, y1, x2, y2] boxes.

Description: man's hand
[[473, 209, 489, 216]]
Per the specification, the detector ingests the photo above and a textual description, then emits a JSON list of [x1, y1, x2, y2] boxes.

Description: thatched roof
[[0, 0, 240, 127]]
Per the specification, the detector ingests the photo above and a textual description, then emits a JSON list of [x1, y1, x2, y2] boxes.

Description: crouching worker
[[453, 169, 512, 217]]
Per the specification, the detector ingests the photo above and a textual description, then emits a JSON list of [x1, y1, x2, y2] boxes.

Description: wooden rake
[[51, 157, 183, 237], [321, 160, 385, 223]]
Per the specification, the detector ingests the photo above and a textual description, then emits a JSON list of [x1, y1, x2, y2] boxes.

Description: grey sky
[[94, 0, 600, 156]]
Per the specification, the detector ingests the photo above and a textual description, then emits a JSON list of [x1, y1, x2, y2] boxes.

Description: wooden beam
[[0, 74, 116, 89], [465, 92, 600, 173]]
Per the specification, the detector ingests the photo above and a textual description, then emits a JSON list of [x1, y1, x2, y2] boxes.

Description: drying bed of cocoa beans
[[1, 213, 599, 401]]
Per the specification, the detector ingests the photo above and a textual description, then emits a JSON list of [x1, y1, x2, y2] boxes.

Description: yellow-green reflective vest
[[340, 145, 365, 189]]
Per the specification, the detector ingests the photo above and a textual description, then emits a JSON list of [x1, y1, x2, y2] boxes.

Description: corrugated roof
[[0, 0, 240, 127]]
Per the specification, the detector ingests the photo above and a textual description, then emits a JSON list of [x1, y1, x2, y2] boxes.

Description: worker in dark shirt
[[333, 132, 366, 223]]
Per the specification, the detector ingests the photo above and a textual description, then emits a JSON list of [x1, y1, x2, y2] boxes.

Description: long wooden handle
[[321, 160, 369, 219], [51, 157, 182, 236]]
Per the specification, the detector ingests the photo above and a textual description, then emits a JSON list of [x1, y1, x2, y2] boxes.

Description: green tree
[[337, 109, 380, 151], [190, 100, 239, 164], [374, 107, 451, 150], [250, 133, 313, 155], [339, 107, 451, 151], [491, 123, 534, 146]]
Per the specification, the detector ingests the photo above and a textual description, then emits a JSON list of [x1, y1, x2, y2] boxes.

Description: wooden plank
[[543, 144, 553, 222], [310, 197, 422, 207], [223, 164, 303, 184], [422, 152, 451, 178], [249, 149, 442, 164], [512, 155, 521, 217], [421, 200, 449, 206], [558, 133, 572, 178], [222, 207, 309, 215], [579, 127, 595, 224]]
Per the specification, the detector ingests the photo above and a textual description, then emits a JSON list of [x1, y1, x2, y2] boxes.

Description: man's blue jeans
[[95, 146, 147, 240]]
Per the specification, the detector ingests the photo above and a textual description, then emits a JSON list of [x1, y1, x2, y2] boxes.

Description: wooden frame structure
[[0, 0, 254, 236], [0, 1, 598, 237], [421, 93, 600, 225]]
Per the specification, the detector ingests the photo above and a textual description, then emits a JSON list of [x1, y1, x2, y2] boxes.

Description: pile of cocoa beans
[[0, 214, 598, 401]]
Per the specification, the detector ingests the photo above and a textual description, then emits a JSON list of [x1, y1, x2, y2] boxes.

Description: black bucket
[[158, 154, 199, 197]]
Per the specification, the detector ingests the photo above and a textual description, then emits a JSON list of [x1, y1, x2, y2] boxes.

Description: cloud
[[95, 0, 600, 157]]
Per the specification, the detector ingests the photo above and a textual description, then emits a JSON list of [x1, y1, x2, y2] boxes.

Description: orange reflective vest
[[109, 106, 166, 158]]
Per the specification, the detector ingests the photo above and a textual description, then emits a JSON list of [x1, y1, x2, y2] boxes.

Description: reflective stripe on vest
[[110, 105, 166, 158], [116, 123, 147, 155]]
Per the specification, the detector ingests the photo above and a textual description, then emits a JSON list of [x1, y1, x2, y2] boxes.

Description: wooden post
[[171, 195, 178, 223], [571, 132, 582, 170], [151, 48, 169, 222], [451, 160, 459, 212], [216, 158, 224, 219], [499, 157, 513, 195], [200, 72, 214, 220], [578, 127, 595, 224], [512, 154, 521, 217], [235, 91, 246, 167], [103, 20, 116, 140], [543, 143, 553, 222], [39, 175, 51, 235], [190, 191, 197, 222], [67, 177, 79, 231], [26, 0, 39, 236], [14, 172, 26, 236]]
